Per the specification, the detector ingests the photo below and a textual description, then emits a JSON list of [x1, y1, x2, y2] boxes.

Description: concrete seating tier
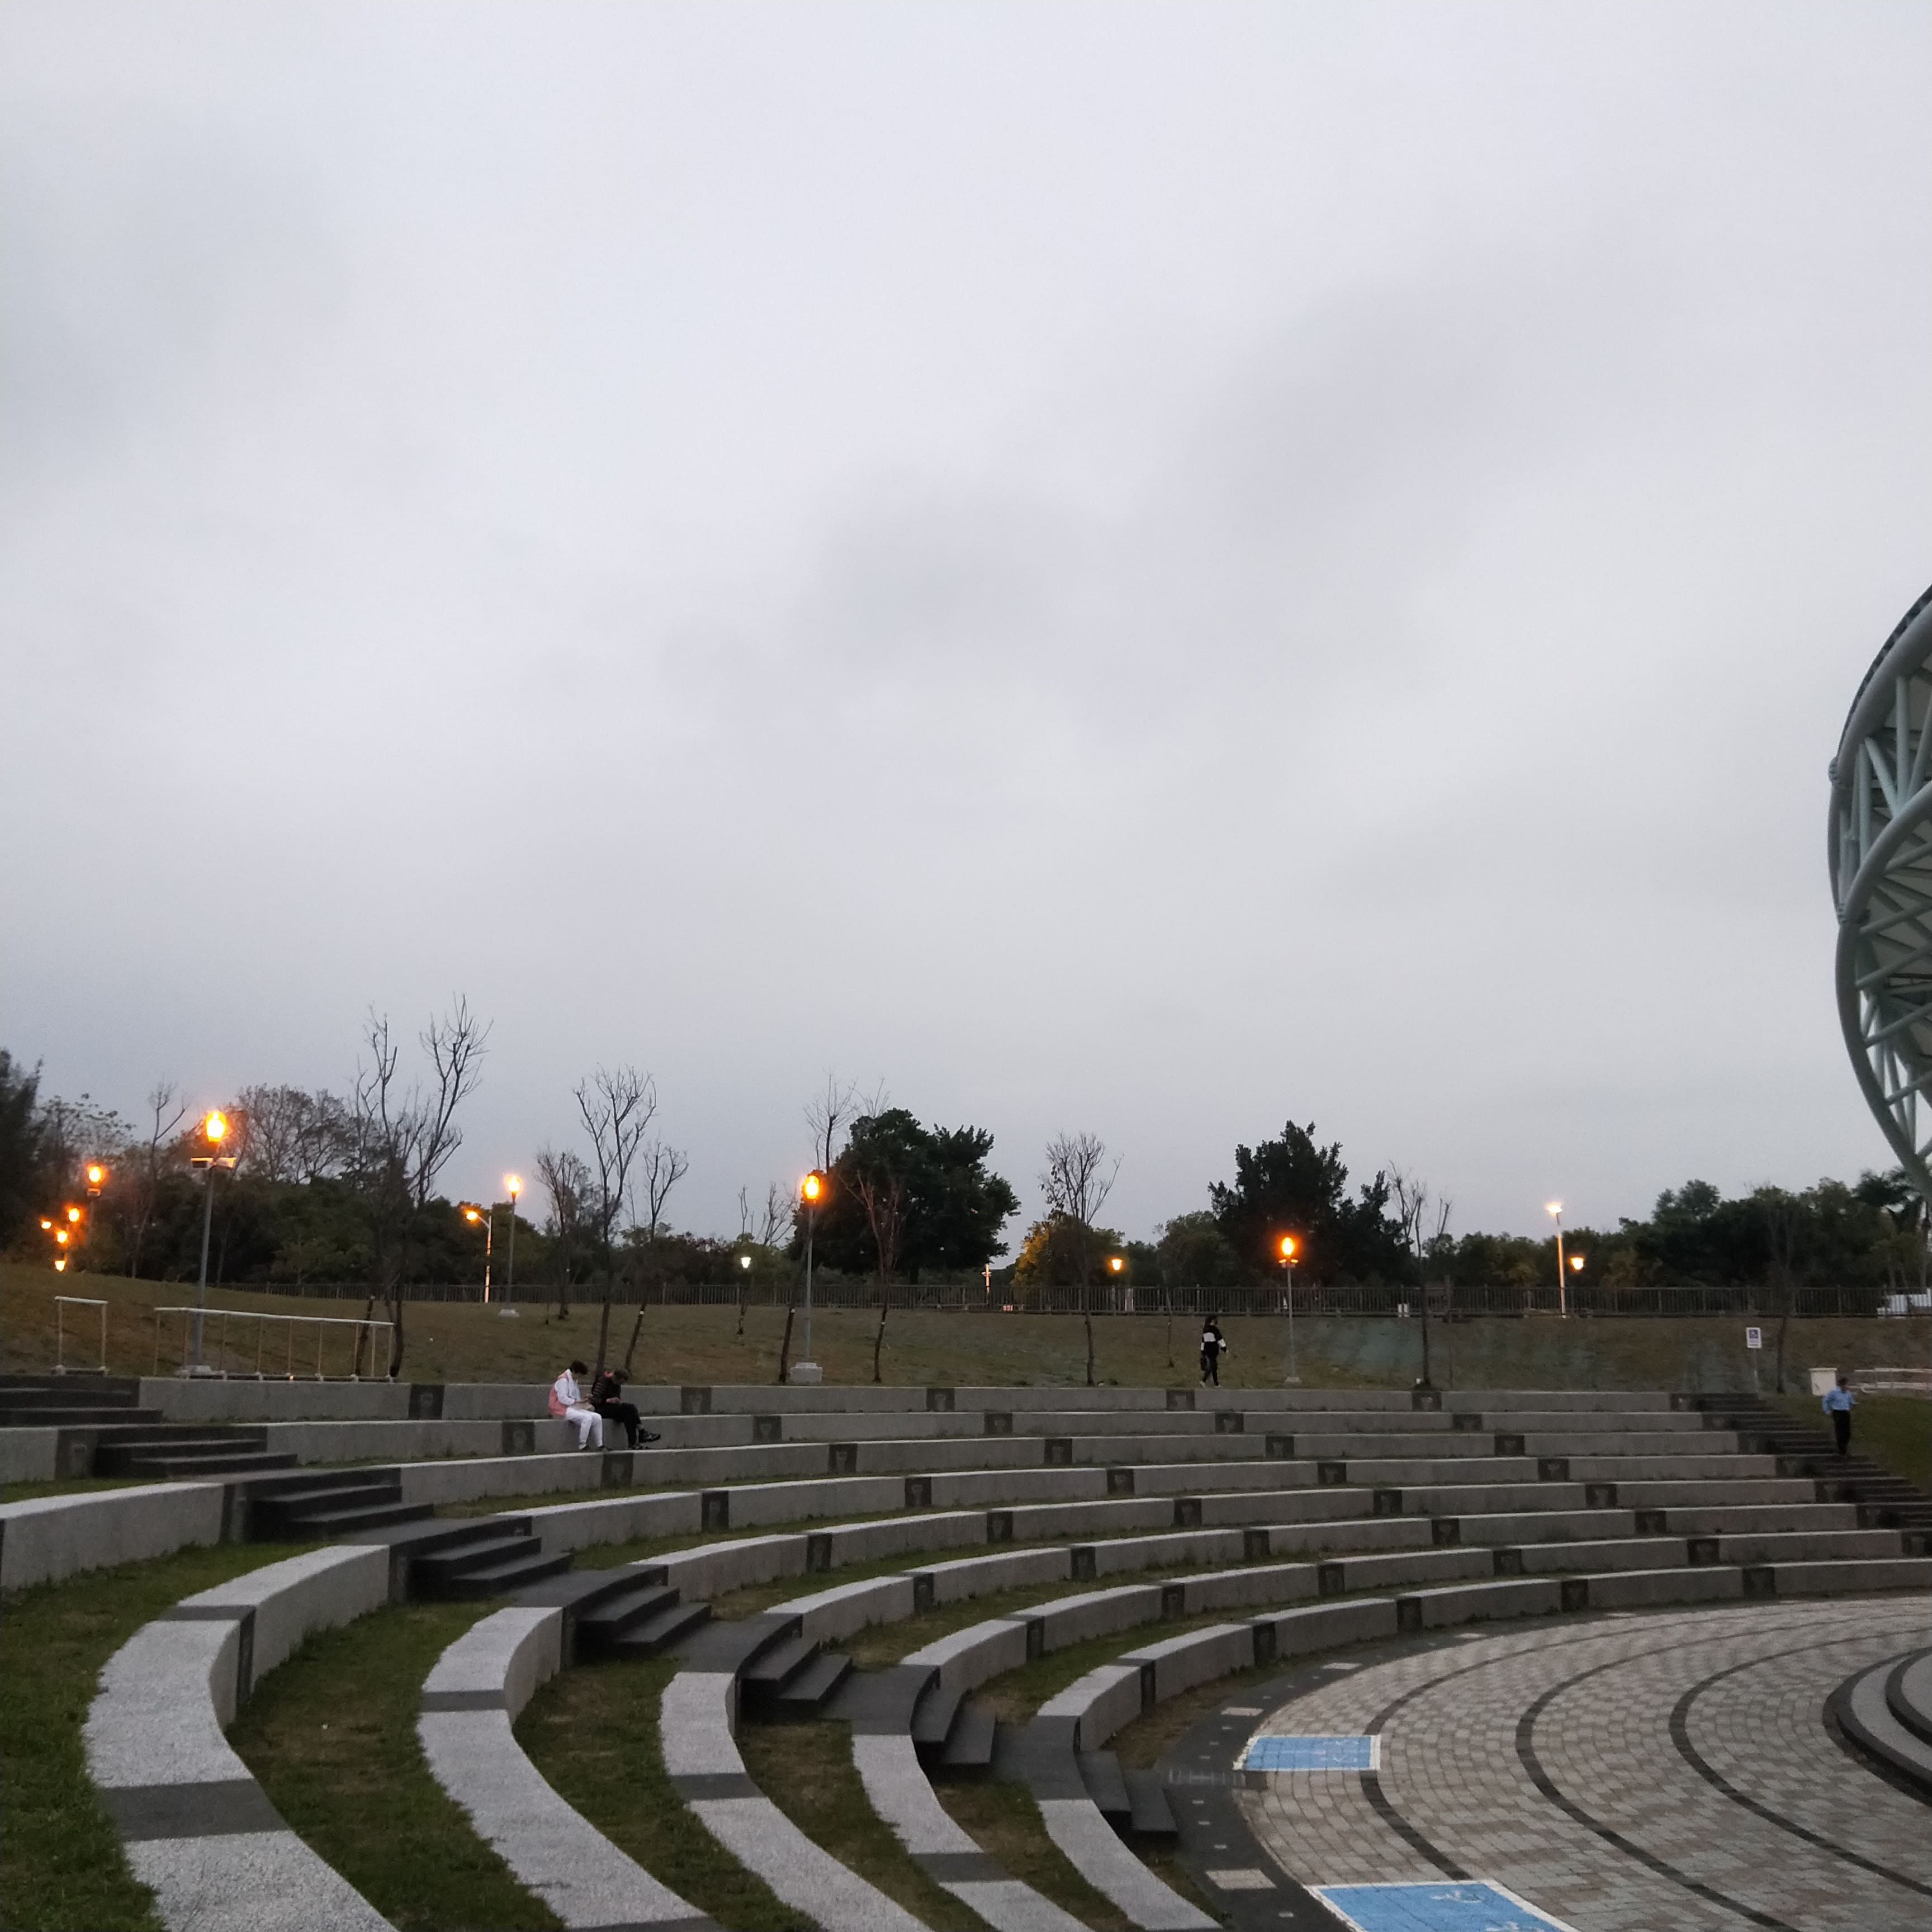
[[67, 1381, 1932, 1932], [84, 1545, 396, 1932], [1832, 1644, 1932, 1793]]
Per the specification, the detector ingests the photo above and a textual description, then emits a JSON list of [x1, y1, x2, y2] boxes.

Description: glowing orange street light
[[188, 1107, 242, 1371], [86, 1163, 106, 1195], [461, 1204, 494, 1303], [1109, 1255, 1124, 1273], [1278, 1234, 1301, 1385], [504, 1175, 523, 1298], [1569, 1253, 1585, 1273], [65, 1206, 82, 1224], [796, 1171, 828, 1380]]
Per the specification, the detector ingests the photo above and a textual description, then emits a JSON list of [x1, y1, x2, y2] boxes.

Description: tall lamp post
[[1546, 1202, 1569, 1318], [462, 1204, 494, 1303], [190, 1111, 239, 1373], [794, 1170, 826, 1384], [504, 1175, 522, 1299], [1278, 1235, 1300, 1385]]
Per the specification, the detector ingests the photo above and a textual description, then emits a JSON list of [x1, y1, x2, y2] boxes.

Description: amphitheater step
[[125, 1449, 301, 1479], [1123, 1766, 1179, 1840], [1079, 1749, 1133, 1825], [1834, 1654, 1932, 1794], [742, 1633, 825, 1706], [776, 1650, 853, 1713], [572, 1579, 687, 1658], [411, 1530, 568, 1600], [1886, 1650, 1932, 1746], [607, 1599, 711, 1658], [939, 1701, 997, 1772], [911, 1682, 964, 1756], [0, 1404, 164, 1428]]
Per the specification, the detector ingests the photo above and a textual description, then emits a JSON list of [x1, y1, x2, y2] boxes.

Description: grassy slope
[[7, 1261, 1927, 1392], [227, 1602, 557, 1932], [0, 1541, 313, 1932]]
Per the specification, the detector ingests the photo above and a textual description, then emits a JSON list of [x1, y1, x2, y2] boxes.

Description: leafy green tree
[[0, 1051, 48, 1249], [1153, 1210, 1244, 1287], [1209, 1119, 1407, 1284]]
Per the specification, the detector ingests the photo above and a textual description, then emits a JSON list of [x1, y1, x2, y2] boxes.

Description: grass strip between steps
[[0, 1540, 314, 1932], [517, 1652, 805, 1932], [738, 1717, 984, 1930], [933, 1777, 1135, 1930], [228, 1599, 560, 1931]]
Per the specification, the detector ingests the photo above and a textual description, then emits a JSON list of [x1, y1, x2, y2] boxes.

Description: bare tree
[[804, 1072, 859, 1174], [780, 1074, 859, 1384], [575, 1067, 656, 1375], [350, 998, 489, 1377], [1389, 1168, 1451, 1391], [1041, 1131, 1120, 1387], [127, 1081, 186, 1278], [847, 1158, 908, 1384], [1761, 1186, 1803, 1395], [536, 1144, 593, 1317], [623, 1135, 689, 1372], [759, 1181, 790, 1250], [238, 1086, 353, 1185]]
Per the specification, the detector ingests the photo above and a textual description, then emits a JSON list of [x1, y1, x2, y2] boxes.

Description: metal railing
[[141, 1279, 1925, 1319], [150, 1305, 395, 1380], [54, 1296, 109, 1374]]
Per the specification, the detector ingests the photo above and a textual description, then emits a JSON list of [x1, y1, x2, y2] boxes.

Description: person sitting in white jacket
[[548, 1360, 603, 1450]]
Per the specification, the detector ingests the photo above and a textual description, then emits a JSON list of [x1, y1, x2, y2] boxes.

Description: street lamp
[[504, 1175, 522, 1298], [1278, 1235, 1301, 1385], [188, 1111, 239, 1372], [86, 1163, 107, 1196], [794, 1170, 826, 1384], [462, 1204, 494, 1303], [1546, 1202, 1569, 1318]]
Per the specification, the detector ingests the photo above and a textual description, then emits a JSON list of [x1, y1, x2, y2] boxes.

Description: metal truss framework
[[1830, 584, 1932, 1197]]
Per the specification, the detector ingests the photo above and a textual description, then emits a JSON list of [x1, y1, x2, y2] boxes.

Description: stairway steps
[[575, 1581, 681, 1640], [1078, 1750, 1132, 1825], [939, 1701, 997, 1771], [609, 1600, 711, 1658], [283, 1500, 432, 1535], [0, 1407, 165, 1428], [1123, 1767, 1178, 1840], [912, 1683, 963, 1753], [743, 1635, 822, 1693], [427, 1551, 573, 1600], [776, 1651, 852, 1712], [125, 1452, 299, 1479]]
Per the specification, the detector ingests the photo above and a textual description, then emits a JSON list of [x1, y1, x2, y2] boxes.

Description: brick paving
[[1239, 1600, 1932, 1930]]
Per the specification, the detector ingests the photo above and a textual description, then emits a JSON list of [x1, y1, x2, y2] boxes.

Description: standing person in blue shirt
[[1821, 1372, 1855, 1456]]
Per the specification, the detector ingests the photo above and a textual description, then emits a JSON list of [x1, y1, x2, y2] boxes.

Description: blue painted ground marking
[[1240, 1735, 1379, 1772], [1312, 1881, 1578, 1932]]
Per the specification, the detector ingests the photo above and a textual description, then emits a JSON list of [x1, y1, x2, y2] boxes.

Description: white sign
[[1744, 1327, 1763, 1350]]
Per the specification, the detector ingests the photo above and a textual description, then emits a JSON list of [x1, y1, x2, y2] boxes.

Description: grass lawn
[[0, 1540, 313, 1932], [1770, 1391, 1930, 1491], [517, 1654, 803, 1931], [739, 1718, 982, 1930], [226, 1600, 555, 1931], [8, 1261, 1926, 1394]]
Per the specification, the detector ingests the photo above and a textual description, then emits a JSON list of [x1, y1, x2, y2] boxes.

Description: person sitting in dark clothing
[[590, 1367, 659, 1449]]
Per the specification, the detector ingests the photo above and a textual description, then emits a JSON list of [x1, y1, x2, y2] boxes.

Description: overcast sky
[[5, 2, 1929, 1248]]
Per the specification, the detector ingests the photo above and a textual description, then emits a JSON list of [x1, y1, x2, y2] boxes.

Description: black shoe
[[640, 1429, 661, 1446]]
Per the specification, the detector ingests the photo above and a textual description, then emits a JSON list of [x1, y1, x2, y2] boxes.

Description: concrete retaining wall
[[0, 1483, 225, 1591]]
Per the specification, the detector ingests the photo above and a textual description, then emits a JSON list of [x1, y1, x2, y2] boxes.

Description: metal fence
[[196, 1278, 1913, 1318]]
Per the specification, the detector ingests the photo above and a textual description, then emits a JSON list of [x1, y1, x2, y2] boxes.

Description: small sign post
[[1745, 1325, 1763, 1393]]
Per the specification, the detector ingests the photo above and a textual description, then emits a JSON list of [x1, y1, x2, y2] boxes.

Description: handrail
[[54, 1295, 110, 1375], [149, 1305, 395, 1381]]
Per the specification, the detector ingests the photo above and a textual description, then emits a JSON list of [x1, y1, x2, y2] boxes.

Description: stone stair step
[[939, 1701, 997, 1771], [1886, 1651, 1932, 1747], [1078, 1749, 1132, 1825], [428, 1550, 574, 1600], [609, 1599, 711, 1658], [1123, 1766, 1178, 1840], [776, 1650, 852, 1712]]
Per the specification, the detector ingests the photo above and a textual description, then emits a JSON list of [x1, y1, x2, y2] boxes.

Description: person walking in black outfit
[[1199, 1315, 1228, 1387], [1821, 1372, 1855, 1456], [590, 1366, 660, 1450]]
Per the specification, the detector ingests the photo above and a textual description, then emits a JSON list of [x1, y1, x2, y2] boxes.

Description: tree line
[[5, 1034, 1926, 1385]]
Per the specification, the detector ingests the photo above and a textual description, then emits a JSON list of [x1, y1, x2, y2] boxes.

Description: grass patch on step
[[738, 1718, 983, 1930], [517, 1654, 803, 1930], [0, 1476, 153, 1504], [228, 1598, 556, 1931], [1769, 1392, 1930, 1493], [934, 1776, 1133, 1929], [0, 1538, 314, 1932]]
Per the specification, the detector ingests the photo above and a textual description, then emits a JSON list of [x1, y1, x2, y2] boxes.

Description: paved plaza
[[1238, 1600, 1932, 1930]]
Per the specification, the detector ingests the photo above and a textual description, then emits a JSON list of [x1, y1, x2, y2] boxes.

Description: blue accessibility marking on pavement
[[1240, 1735, 1379, 1772], [1312, 1879, 1578, 1932]]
